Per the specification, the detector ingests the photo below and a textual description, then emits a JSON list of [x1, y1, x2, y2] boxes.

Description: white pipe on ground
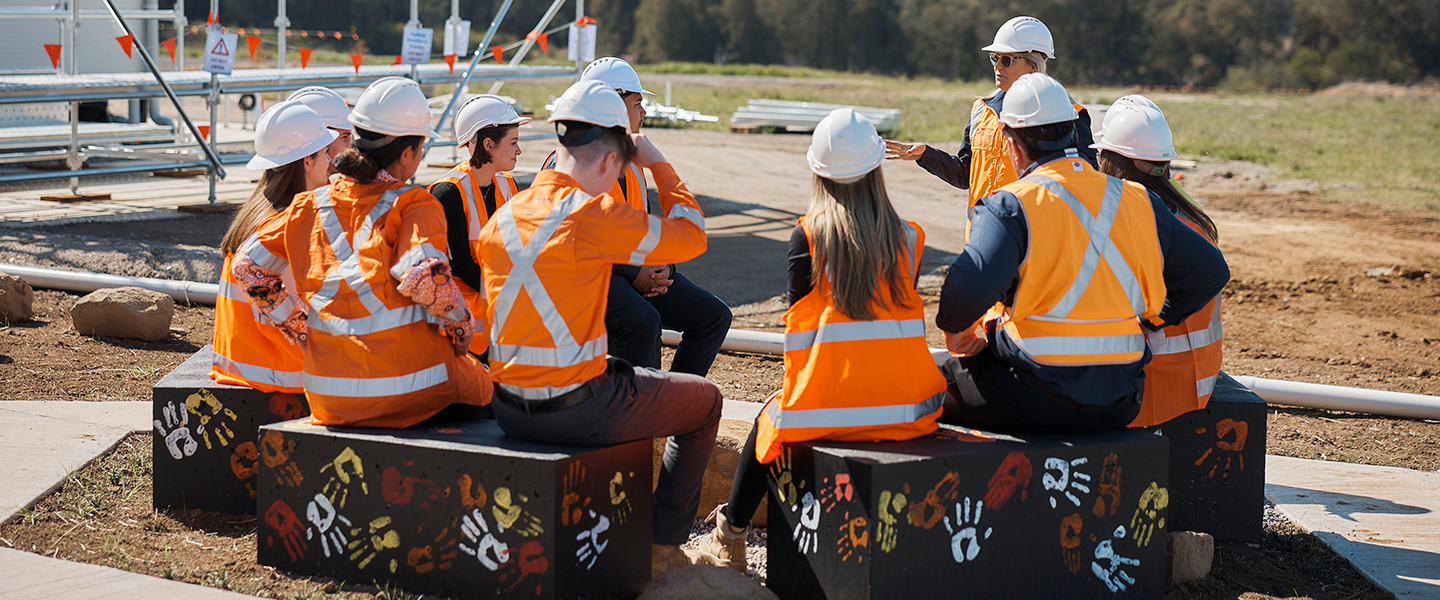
[[662, 328, 783, 355], [0, 263, 218, 305], [1229, 375, 1440, 421]]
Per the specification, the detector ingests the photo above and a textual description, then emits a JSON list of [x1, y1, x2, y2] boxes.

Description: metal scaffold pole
[[486, 0, 568, 95], [407, 0, 419, 81], [275, 0, 287, 69], [174, 0, 185, 71], [206, 0, 219, 203], [424, 0, 515, 154], [68, 0, 80, 194]]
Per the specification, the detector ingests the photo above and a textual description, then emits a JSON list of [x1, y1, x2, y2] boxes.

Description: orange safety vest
[[755, 218, 947, 464], [967, 94, 1089, 208], [544, 150, 650, 213], [1131, 215, 1222, 427], [209, 253, 305, 393], [428, 164, 519, 355], [996, 158, 1167, 367], [479, 165, 706, 400], [242, 180, 492, 427]]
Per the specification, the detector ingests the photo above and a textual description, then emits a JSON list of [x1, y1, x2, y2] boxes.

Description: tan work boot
[[651, 543, 715, 578], [697, 504, 749, 573]]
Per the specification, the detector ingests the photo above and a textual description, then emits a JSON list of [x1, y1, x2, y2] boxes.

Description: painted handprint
[[153, 400, 198, 460], [792, 491, 821, 554], [260, 430, 303, 487], [498, 540, 550, 594], [1195, 418, 1249, 479], [575, 509, 611, 570], [909, 471, 962, 529], [561, 463, 589, 527], [769, 447, 800, 507], [382, 461, 442, 508], [943, 497, 993, 563], [984, 451, 1033, 510], [1042, 456, 1092, 509], [1092, 453, 1122, 518], [819, 473, 855, 513], [230, 441, 259, 498], [608, 471, 632, 526], [493, 487, 544, 537], [835, 512, 868, 563], [1129, 481, 1169, 547], [264, 500, 306, 561], [305, 493, 352, 559], [406, 525, 458, 574], [268, 392, 308, 420], [876, 488, 909, 553], [458, 473, 487, 509], [1059, 513, 1085, 574], [319, 446, 369, 509], [459, 507, 511, 570], [347, 515, 402, 571], [185, 389, 237, 450], [1092, 525, 1140, 592]]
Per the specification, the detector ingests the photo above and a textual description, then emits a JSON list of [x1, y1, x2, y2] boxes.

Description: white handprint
[[575, 509, 611, 569], [792, 491, 821, 554], [459, 508, 511, 570], [1092, 525, 1140, 592], [153, 400, 197, 460], [305, 493, 352, 558], [942, 496, 993, 563], [1043, 456, 1093, 508]]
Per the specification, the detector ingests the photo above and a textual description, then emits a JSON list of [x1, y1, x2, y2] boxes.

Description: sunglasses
[[989, 53, 1027, 68]]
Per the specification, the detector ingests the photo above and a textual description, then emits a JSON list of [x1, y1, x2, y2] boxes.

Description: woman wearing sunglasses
[[885, 16, 1098, 209]]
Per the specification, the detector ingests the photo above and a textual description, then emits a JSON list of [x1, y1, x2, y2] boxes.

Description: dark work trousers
[[491, 358, 723, 546], [939, 349, 1142, 433], [723, 424, 768, 528], [606, 271, 733, 377]]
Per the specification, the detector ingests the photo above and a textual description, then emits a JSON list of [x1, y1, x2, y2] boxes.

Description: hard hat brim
[[980, 43, 1056, 60], [458, 114, 533, 147], [247, 128, 340, 171], [1090, 141, 1177, 162]]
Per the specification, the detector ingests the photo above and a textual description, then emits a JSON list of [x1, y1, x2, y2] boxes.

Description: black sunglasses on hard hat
[[989, 53, 1026, 68]]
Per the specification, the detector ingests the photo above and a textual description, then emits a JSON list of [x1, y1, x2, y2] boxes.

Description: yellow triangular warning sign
[[210, 38, 230, 56]]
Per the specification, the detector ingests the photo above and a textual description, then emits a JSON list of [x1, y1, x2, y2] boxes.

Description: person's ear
[[600, 150, 618, 176], [483, 137, 497, 153]]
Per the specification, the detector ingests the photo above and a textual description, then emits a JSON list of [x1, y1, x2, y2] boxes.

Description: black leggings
[[723, 423, 769, 528]]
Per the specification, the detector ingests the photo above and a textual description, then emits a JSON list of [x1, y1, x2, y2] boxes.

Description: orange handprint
[[908, 471, 961, 530]]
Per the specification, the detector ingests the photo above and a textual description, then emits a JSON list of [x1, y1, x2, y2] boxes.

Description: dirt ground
[[2, 128, 1438, 599]]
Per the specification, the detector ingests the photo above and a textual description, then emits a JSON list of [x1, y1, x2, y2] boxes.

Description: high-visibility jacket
[[995, 158, 1167, 368], [241, 179, 492, 427], [209, 253, 305, 393], [478, 164, 706, 400], [967, 94, 1089, 207], [543, 150, 651, 213], [1131, 214, 1222, 426], [755, 217, 947, 464], [428, 164, 519, 354]]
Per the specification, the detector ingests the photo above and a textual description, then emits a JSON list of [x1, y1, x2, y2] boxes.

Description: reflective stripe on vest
[[1021, 173, 1147, 319], [1196, 374, 1217, 397], [1147, 307, 1222, 355], [218, 278, 249, 302], [1011, 332, 1145, 358], [212, 353, 304, 389], [447, 169, 517, 244], [304, 362, 449, 397], [785, 319, 927, 352], [763, 391, 946, 430]]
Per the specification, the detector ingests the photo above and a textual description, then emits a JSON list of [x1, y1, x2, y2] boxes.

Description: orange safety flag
[[197, 125, 211, 141], [43, 43, 62, 69], [444, 53, 455, 73], [349, 53, 363, 74], [300, 30, 308, 37], [191, 25, 199, 34], [333, 31, 343, 40], [206, 10, 216, 24], [538, 32, 548, 54], [247, 35, 261, 60], [161, 38, 176, 60], [116, 33, 134, 58], [526, 31, 548, 54], [576, 16, 596, 25], [491, 45, 503, 64], [392, 54, 402, 65], [298, 47, 312, 68], [284, 29, 291, 37]]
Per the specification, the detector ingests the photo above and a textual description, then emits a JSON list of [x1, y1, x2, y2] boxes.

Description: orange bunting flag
[[43, 44, 62, 69], [300, 30, 308, 38], [197, 125, 211, 141], [392, 54, 402, 65], [298, 47, 312, 68], [161, 38, 176, 61], [206, 10, 216, 24], [444, 53, 455, 73], [576, 16, 596, 25], [349, 53, 363, 74], [491, 45, 504, 64], [115, 33, 134, 58], [538, 32, 548, 54], [333, 31, 343, 40], [237, 28, 245, 35], [247, 35, 261, 60]]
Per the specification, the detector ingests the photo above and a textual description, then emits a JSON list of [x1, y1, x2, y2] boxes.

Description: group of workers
[[208, 13, 1227, 579]]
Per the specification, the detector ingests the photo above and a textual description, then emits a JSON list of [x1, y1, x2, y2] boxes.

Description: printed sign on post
[[401, 26, 434, 65], [443, 19, 471, 58], [567, 23, 596, 63], [203, 31, 238, 75]]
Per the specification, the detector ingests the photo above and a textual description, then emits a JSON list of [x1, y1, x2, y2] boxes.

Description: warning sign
[[400, 26, 433, 65], [203, 31, 237, 75]]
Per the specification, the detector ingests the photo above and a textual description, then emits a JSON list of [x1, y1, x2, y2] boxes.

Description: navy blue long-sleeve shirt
[[936, 153, 1230, 405], [916, 90, 1097, 190]]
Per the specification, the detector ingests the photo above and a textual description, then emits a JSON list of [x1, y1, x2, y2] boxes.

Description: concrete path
[[1266, 454, 1440, 598], [0, 547, 256, 599], [0, 401, 150, 525]]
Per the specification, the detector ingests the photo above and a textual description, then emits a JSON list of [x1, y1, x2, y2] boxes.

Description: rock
[[1365, 266, 1396, 278], [0, 271, 34, 323], [654, 419, 768, 527], [70, 286, 174, 341], [639, 565, 778, 600], [1167, 531, 1214, 585]]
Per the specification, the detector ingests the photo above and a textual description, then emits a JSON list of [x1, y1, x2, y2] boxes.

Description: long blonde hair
[[806, 168, 915, 321]]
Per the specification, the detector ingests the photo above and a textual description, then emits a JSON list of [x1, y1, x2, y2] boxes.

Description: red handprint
[[264, 500, 306, 561], [1059, 512, 1084, 575], [260, 430, 303, 487], [984, 451, 1032, 510], [819, 473, 855, 513], [268, 393, 308, 420], [1092, 453, 1122, 518], [1195, 418, 1249, 479], [909, 471, 961, 530], [382, 461, 441, 508], [498, 540, 549, 594]]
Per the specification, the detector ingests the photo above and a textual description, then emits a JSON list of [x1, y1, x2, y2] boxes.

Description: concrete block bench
[[766, 427, 1169, 599], [152, 346, 310, 515], [1140, 371, 1267, 544], [255, 417, 651, 599]]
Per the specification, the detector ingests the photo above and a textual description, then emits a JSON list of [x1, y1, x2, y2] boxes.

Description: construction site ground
[[1, 126, 1438, 599]]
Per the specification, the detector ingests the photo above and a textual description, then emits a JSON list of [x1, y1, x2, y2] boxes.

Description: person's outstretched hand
[[884, 140, 926, 161]]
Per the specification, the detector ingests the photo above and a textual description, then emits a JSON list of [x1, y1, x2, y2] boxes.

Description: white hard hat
[[548, 79, 629, 129], [348, 76, 440, 139], [982, 16, 1056, 60], [580, 57, 655, 96], [1092, 97, 1177, 162], [246, 101, 339, 170], [455, 95, 531, 147], [999, 73, 1077, 128], [286, 86, 351, 130], [1100, 94, 1160, 131], [807, 108, 884, 184]]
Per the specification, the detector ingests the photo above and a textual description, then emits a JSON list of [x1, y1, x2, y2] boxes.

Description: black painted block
[[767, 427, 1169, 600], [256, 418, 651, 600], [152, 346, 310, 515], [1143, 371, 1267, 544]]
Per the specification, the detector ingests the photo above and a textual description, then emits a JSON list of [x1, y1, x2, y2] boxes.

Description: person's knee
[[609, 300, 662, 336]]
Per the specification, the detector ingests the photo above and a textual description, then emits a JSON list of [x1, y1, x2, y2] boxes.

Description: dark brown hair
[[1002, 121, 1077, 161], [332, 127, 423, 183], [219, 159, 310, 254], [1097, 149, 1218, 241], [564, 124, 635, 169], [467, 123, 520, 169]]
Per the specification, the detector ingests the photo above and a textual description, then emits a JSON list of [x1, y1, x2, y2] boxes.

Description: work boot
[[651, 543, 715, 578], [696, 504, 749, 573]]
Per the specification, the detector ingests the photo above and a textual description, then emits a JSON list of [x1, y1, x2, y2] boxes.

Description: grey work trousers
[[491, 357, 723, 546]]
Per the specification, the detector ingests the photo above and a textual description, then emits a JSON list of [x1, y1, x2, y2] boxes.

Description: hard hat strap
[[1132, 158, 1168, 177]]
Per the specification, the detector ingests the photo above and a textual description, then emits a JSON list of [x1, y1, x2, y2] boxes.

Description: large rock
[[653, 418, 768, 527], [71, 286, 174, 341], [0, 271, 34, 323], [1167, 531, 1215, 584], [638, 565, 778, 600]]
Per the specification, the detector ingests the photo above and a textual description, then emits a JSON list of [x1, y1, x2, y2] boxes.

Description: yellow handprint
[[769, 447, 800, 507], [1128, 481, 1169, 547], [185, 389, 237, 450], [347, 515, 402, 571], [876, 488, 909, 553], [493, 487, 544, 537], [320, 447, 369, 509], [609, 471, 632, 526]]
